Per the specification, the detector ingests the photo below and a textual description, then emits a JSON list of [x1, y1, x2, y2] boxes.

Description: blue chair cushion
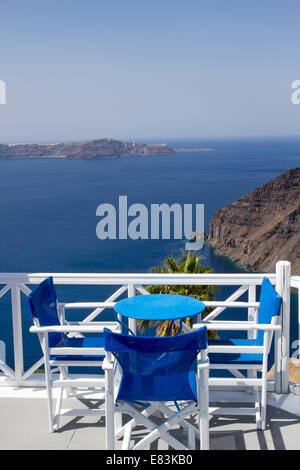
[[208, 278, 282, 367], [208, 338, 263, 365], [50, 336, 105, 361]]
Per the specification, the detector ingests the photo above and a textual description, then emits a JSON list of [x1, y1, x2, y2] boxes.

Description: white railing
[[0, 261, 294, 394]]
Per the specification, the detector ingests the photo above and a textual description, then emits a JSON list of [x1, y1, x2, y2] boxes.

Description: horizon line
[[1, 133, 300, 145]]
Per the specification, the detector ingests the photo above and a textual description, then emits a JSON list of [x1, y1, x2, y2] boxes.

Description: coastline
[[206, 167, 300, 276], [203, 243, 250, 274]]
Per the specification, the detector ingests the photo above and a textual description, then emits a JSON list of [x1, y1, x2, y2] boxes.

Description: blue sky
[[0, 0, 300, 142]]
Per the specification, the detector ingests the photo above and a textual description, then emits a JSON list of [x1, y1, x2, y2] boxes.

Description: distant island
[[0, 139, 219, 159], [0, 138, 176, 160], [206, 167, 300, 275]]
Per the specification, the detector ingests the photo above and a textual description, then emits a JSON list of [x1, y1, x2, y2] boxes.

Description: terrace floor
[[0, 388, 300, 450]]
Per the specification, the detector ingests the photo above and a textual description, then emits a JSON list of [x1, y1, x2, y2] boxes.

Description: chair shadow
[[54, 398, 300, 450], [56, 398, 106, 433], [208, 403, 300, 450]]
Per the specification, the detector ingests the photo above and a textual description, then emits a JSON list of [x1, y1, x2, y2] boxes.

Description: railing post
[[275, 261, 291, 394], [247, 285, 257, 380], [128, 284, 137, 335], [10, 283, 24, 383], [248, 285, 257, 339]]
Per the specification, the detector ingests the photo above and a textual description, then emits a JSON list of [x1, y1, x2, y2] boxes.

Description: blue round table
[[114, 294, 205, 322]]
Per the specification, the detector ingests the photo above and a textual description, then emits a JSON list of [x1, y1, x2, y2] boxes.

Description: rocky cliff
[[0, 138, 175, 159], [207, 167, 300, 274]]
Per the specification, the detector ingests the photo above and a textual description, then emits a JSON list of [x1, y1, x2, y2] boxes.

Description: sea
[[0, 135, 299, 371]]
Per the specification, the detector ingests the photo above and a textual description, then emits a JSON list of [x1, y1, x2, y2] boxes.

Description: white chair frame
[[193, 319, 281, 430], [30, 318, 121, 432], [103, 349, 210, 450]]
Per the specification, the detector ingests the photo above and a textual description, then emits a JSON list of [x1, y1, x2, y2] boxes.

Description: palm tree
[[138, 251, 218, 338]]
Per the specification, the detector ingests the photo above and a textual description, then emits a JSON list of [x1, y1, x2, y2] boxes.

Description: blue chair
[[28, 277, 120, 432], [206, 278, 282, 430], [103, 327, 209, 450]]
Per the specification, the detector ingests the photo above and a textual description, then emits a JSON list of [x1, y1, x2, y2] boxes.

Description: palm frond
[[137, 250, 219, 338]]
